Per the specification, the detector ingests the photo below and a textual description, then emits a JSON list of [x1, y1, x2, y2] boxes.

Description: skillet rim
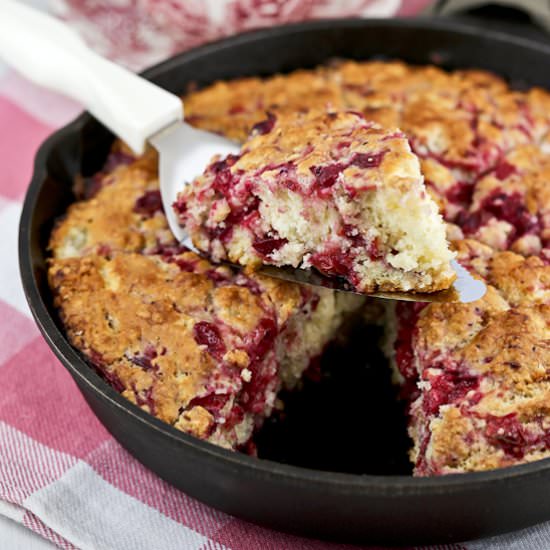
[[19, 15, 550, 497]]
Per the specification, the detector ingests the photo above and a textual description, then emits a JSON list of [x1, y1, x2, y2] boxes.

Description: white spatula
[[0, 0, 486, 304], [0, 0, 239, 250]]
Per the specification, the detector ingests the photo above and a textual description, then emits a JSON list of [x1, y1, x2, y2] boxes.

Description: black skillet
[[18, 17, 550, 545]]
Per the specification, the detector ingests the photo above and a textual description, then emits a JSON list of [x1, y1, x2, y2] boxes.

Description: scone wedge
[[175, 111, 456, 294]]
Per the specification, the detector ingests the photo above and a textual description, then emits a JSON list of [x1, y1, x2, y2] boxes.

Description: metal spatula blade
[[259, 260, 486, 303], [150, 120, 240, 246]]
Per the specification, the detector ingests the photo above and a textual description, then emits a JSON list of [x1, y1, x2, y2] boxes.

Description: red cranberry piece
[[130, 345, 158, 370], [229, 104, 245, 114], [342, 224, 365, 246], [248, 318, 278, 362], [172, 196, 187, 218], [457, 209, 485, 234], [90, 350, 125, 394], [462, 190, 540, 240], [423, 371, 479, 416], [366, 237, 382, 260], [494, 160, 517, 180], [234, 274, 262, 295], [225, 404, 245, 428], [236, 318, 279, 416], [212, 167, 233, 194], [342, 224, 381, 259], [485, 413, 527, 458], [310, 163, 344, 188], [206, 269, 231, 283], [309, 293, 320, 312], [161, 248, 198, 272], [241, 371, 276, 415], [193, 321, 226, 358], [251, 112, 276, 135], [253, 237, 288, 257], [130, 352, 157, 370], [134, 190, 163, 216], [97, 244, 112, 257], [189, 393, 230, 418], [351, 151, 386, 168], [89, 349, 105, 367], [209, 155, 240, 195], [172, 258, 197, 272], [336, 140, 352, 150], [211, 154, 240, 174], [208, 196, 260, 243], [445, 181, 474, 206], [487, 192, 539, 236], [282, 178, 300, 192], [102, 370, 126, 393], [310, 249, 351, 277]]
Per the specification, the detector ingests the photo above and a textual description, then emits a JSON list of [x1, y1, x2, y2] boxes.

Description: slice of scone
[[175, 110, 456, 294], [389, 239, 550, 475], [48, 251, 361, 451]]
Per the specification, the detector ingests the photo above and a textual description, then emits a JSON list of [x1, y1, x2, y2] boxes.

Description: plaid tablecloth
[[2, 1, 550, 548]]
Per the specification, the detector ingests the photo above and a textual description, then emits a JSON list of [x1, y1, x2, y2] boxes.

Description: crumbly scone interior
[[176, 111, 455, 293]]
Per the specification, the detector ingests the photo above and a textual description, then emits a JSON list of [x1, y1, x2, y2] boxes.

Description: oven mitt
[[426, 0, 550, 33]]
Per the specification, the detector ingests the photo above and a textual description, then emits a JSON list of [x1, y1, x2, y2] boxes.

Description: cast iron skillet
[[19, 17, 550, 545]]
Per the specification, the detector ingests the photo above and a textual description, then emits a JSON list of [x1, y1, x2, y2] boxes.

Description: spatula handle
[[0, 0, 182, 154]]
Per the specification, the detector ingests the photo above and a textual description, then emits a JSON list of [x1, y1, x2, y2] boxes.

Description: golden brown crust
[[236, 111, 417, 184], [49, 147, 175, 259], [49, 253, 215, 424], [409, 240, 550, 475], [423, 305, 550, 473], [48, 250, 312, 439], [184, 68, 344, 142]]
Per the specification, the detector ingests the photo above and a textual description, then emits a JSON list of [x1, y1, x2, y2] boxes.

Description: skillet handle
[[427, 0, 550, 37], [0, 0, 182, 154]]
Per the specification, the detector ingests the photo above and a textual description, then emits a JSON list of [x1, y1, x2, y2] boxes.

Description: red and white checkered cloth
[[1, 1, 549, 548]]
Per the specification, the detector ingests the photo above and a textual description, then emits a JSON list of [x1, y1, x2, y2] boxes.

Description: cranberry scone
[[175, 110, 456, 294], [48, 143, 362, 451], [391, 240, 550, 475]]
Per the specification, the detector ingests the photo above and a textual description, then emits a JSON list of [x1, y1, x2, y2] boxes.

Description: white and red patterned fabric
[[1, 0, 549, 547], [53, 0, 431, 69]]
